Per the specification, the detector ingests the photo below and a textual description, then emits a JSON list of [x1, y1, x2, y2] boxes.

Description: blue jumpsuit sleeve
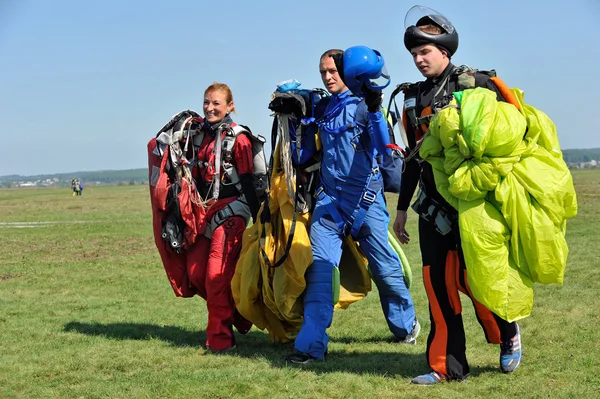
[[367, 110, 391, 155]]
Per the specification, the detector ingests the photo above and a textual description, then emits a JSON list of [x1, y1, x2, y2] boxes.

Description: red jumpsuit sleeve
[[233, 132, 254, 175]]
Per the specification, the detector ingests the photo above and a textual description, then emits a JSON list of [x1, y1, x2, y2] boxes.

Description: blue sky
[[1, 0, 599, 176]]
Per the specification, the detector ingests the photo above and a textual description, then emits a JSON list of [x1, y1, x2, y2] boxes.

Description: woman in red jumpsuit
[[187, 83, 259, 351]]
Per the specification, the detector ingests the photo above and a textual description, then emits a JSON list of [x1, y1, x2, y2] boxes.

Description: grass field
[[1, 170, 599, 399]]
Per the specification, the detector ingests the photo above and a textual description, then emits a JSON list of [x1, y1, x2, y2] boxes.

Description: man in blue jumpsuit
[[285, 49, 420, 364]]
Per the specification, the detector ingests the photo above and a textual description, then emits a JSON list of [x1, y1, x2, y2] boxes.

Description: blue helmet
[[342, 46, 391, 97]]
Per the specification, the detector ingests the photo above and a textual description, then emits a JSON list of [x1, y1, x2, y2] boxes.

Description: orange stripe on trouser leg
[[423, 265, 448, 375], [463, 269, 502, 344], [445, 250, 462, 316]]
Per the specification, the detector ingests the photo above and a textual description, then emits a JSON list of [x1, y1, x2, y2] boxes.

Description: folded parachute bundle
[[231, 80, 412, 342], [420, 86, 578, 321], [148, 109, 269, 298], [148, 110, 207, 298]]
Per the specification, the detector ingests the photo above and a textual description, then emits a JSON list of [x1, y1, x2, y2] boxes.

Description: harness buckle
[[314, 186, 324, 199], [362, 189, 377, 204], [416, 114, 434, 125]]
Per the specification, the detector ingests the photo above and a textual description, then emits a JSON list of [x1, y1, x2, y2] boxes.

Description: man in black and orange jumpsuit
[[393, 5, 522, 385]]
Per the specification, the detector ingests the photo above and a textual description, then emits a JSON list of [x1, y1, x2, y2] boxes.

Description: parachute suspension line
[[174, 117, 204, 208], [258, 112, 301, 269], [277, 115, 296, 200], [180, 116, 195, 155], [195, 178, 217, 210]]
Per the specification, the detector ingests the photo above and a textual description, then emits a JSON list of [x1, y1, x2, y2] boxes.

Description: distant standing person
[[71, 178, 80, 196]]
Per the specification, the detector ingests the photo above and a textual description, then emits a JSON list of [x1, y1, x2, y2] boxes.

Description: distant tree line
[[0, 169, 148, 187], [2, 149, 599, 188], [562, 148, 600, 164]]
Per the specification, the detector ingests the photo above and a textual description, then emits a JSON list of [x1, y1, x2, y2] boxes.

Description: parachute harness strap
[[396, 67, 463, 165], [194, 123, 229, 211], [174, 117, 205, 208]]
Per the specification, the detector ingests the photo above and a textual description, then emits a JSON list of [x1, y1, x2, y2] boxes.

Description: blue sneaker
[[500, 323, 522, 373], [411, 371, 450, 385]]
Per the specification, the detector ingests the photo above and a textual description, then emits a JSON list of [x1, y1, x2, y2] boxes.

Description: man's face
[[319, 56, 348, 95], [410, 44, 449, 78]]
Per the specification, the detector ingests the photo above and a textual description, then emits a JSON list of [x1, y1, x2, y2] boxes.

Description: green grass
[[1, 171, 599, 399]]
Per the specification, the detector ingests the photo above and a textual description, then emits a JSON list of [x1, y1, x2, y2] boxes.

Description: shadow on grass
[[209, 334, 501, 379], [230, 335, 430, 379], [272, 351, 427, 379], [325, 336, 503, 377], [64, 322, 502, 379], [332, 335, 411, 344], [64, 321, 210, 347], [466, 365, 504, 378]]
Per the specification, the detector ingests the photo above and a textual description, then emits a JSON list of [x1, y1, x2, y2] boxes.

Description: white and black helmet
[[403, 5, 458, 57]]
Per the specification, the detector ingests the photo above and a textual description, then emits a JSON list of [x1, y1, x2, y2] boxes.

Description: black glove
[[365, 89, 383, 112]]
